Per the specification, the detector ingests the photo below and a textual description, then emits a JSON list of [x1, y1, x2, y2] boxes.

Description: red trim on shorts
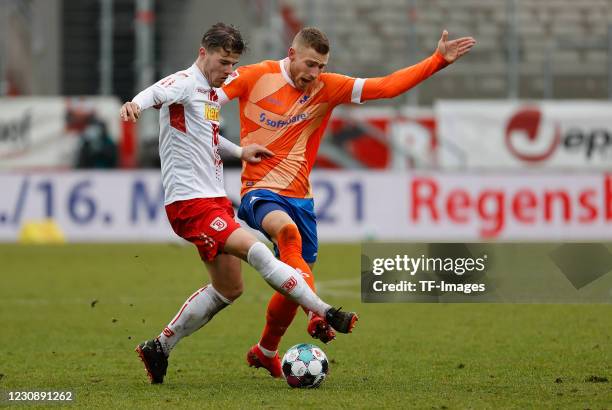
[[169, 103, 186, 133]]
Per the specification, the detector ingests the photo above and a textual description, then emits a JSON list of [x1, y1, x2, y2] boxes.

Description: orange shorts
[[165, 197, 241, 262]]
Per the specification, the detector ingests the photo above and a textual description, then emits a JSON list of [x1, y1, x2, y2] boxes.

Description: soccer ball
[[281, 343, 329, 388]]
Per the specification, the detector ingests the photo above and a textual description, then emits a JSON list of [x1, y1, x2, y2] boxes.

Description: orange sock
[[258, 224, 316, 352], [277, 224, 316, 294], [259, 292, 298, 352]]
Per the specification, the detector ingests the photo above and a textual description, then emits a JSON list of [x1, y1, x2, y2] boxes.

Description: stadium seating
[[281, 0, 611, 102]]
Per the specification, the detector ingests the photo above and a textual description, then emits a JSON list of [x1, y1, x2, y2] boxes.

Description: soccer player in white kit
[[120, 23, 357, 384]]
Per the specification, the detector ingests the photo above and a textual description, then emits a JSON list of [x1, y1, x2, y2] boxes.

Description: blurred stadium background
[[1, 1, 611, 406], [1, 0, 611, 243]]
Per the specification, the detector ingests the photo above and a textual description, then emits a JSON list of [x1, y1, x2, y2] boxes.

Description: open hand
[[437, 30, 476, 63]]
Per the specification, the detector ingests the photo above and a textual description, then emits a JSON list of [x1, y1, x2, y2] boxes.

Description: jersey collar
[[280, 58, 296, 88], [191, 64, 211, 89]]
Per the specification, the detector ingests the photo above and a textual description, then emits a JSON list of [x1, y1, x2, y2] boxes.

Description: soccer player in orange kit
[[217, 27, 476, 378]]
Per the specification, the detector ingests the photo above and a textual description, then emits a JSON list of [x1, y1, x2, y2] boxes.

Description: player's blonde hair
[[293, 27, 329, 54]]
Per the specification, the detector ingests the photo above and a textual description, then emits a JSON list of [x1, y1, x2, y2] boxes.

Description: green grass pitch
[[1, 244, 610, 408]]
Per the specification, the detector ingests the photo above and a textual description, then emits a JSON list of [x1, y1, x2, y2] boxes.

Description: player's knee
[[277, 224, 301, 245], [220, 283, 243, 301], [224, 228, 257, 261], [275, 224, 302, 260]]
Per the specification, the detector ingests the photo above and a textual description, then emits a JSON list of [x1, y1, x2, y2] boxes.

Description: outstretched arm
[[360, 31, 476, 102], [120, 73, 193, 122]]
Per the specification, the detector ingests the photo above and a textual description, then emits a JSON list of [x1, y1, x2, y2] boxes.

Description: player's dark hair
[[295, 27, 329, 54], [201, 22, 247, 54]]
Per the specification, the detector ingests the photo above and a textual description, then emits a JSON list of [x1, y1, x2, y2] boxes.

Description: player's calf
[[227, 232, 360, 336]]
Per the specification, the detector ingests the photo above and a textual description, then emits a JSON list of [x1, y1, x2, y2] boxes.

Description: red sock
[[258, 225, 316, 352]]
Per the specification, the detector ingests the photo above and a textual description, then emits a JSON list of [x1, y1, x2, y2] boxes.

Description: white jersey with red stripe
[[132, 64, 238, 205]]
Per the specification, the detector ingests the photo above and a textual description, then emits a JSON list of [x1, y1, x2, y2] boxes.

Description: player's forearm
[[219, 136, 243, 158], [132, 85, 168, 111], [361, 51, 449, 101]]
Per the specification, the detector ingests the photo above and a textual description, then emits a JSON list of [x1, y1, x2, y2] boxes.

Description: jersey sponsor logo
[[210, 216, 227, 231], [280, 276, 298, 293], [298, 95, 310, 104], [204, 103, 220, 122], [259, 112, 308, 128], [196, 87, 208, 94]]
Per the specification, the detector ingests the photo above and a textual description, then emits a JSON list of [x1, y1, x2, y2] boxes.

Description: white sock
[[157, 285, 231, 356], [247, 242, 330, 317], [257, 343, 277, 358]]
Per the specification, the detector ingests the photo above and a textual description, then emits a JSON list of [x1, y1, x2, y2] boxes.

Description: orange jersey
[[220, 59, 359, 198], [219, 52, 448, 198]]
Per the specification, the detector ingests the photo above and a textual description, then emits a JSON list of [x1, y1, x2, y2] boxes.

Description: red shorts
[[165, 197, 241, 262]]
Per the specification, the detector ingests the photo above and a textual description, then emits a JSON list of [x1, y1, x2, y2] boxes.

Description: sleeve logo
[[223, 70, 240, 85]]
